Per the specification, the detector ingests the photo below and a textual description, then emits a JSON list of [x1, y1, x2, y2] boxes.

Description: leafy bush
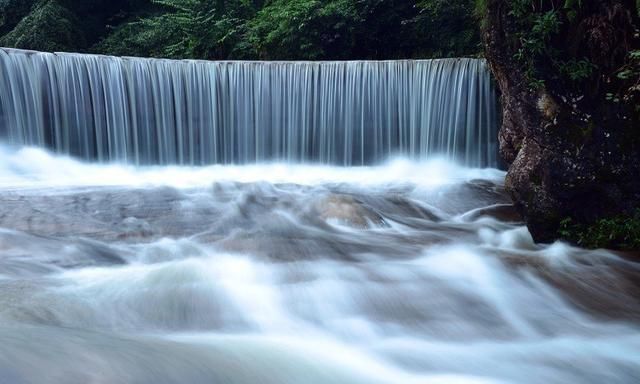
[[0, 0, 85, 52], [0, 0, 38, 35], [246, 0, 358, 59], [92, 16, 184, 58], [1, 0, 482, 60], [414, 0, 480, 58], [559, 210, 640, 250]]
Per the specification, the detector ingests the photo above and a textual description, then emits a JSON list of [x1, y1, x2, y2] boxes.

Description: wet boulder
[[315, 194, 384, 229]]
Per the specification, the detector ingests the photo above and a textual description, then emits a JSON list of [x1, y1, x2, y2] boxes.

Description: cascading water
[[0, 49, 639, 384], [0, 48, 498, 166]]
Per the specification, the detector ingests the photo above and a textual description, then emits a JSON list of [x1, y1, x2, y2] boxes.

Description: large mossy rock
[[481, 0, 640, 248]]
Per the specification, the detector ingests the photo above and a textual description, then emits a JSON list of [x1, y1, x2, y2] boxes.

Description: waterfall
[[0, 48, 498, 167]]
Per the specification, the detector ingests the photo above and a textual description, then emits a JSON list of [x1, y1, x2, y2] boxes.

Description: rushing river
[[0, 145, 639, 384], [0, 48, 639, 383]]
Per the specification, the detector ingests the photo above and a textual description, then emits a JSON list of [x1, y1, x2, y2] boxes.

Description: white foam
[[0, 145, 505, 190]]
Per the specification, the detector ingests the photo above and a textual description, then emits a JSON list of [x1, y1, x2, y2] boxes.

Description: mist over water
[[0, 147, 639, 384], [0, 48, 638, 383]]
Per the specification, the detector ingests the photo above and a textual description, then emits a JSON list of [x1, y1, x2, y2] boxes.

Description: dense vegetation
[[559, 210, 640, 250], [0, 0, 480, 60]]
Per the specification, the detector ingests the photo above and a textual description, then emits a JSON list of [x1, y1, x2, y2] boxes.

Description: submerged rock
[[462, 204, 522, 223], [315, 194, 385, 229], [118, 217, 153, 240]]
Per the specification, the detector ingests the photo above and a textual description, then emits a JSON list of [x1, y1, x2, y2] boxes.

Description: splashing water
[[0, 146, 638, 384]]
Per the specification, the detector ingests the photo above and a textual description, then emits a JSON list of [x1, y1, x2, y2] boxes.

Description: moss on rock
[[480, 0, 640, 250], [559, 210, 640, 250]]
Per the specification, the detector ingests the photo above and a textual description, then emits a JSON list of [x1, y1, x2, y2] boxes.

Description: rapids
[[0, 146, 639, 384]]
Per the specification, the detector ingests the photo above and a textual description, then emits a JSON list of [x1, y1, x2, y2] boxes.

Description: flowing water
[[0, 50, 639, 384], [0, 146, 639, 384], [0, 48, 497, 167]]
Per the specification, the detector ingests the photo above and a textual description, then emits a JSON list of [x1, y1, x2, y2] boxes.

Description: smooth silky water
[[0, 49, 639, 384]]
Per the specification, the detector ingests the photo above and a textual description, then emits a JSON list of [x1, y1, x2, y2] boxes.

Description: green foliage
[[0, 0, 85, 51], [609, 49, 640, 109], [559, 210, 640, 250], [558, 59, 596, 81], [245, 0, 480, 60], [563, 0, 582, 21], [0, 0, 38, 35], [246, 0, 358, 59], [97, 0, 258, 59], [504, 0, 620, 90], [413, 0, 480, 58], [0, 0, 153, 52], [509, 2, 567, 89], [1, 0, 482, 60], [93, 16, 182, 57], [497, 0, 639, 120]]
